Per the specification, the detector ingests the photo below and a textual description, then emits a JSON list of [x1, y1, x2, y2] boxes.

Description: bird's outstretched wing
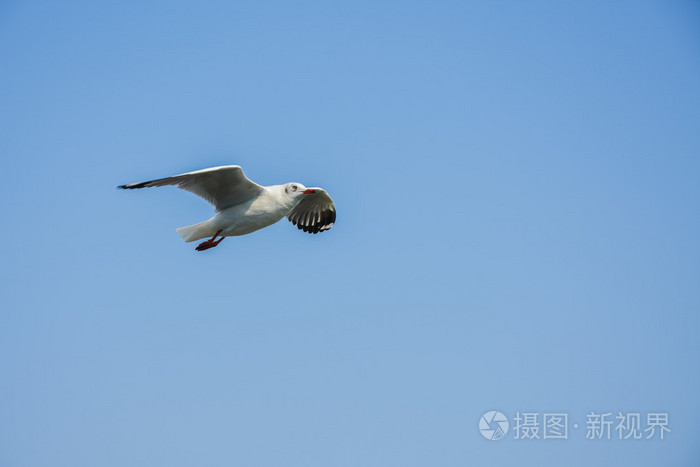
[[118, 165, 264, 211], [287, 188, 336, 234]]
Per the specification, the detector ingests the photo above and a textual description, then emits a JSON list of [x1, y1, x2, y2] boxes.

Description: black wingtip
[[117, 181, 152, 190]]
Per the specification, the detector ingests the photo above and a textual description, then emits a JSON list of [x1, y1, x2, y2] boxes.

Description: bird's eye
[[292, 185, 297, 191]]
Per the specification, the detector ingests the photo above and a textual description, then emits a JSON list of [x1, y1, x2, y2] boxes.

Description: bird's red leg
[[196, 230, 223, 251]]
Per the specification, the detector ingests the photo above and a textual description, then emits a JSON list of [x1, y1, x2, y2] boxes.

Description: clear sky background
[[1, 1, 699, 465]]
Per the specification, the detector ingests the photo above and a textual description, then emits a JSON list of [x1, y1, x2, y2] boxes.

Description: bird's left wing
[[118, 165, 264, 211], [287, 188, 336, 234]]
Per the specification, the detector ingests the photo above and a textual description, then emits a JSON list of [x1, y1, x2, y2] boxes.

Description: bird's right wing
[[118, 165, 264, 210], [287, 188, 336, 234]]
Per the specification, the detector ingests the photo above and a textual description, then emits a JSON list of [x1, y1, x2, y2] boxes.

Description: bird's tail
[[176, 220, 215, 242]]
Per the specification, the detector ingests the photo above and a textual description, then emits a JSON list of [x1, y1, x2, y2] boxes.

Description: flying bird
[[118, 165, 335, 251]]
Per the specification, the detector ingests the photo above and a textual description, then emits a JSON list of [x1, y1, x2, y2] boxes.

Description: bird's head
[[284, 182, 315, 197]]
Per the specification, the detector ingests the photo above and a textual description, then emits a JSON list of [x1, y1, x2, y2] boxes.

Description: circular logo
[[479, 410, 509, 440]]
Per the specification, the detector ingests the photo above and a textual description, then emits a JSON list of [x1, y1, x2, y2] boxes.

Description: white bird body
[[119, 165, 335, 251], [177, 185, 298, 241]]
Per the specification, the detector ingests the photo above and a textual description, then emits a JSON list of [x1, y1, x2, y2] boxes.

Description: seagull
[[118, 165, 335, 251]]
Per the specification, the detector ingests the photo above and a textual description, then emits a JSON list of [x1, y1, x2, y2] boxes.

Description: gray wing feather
[[118, 165, 264, 210]]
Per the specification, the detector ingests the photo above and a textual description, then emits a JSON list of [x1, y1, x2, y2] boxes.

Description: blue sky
[[1, 1, 699, 465]]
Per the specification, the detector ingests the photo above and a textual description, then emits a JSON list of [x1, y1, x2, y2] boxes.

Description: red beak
[[302, 189, 316, 194]]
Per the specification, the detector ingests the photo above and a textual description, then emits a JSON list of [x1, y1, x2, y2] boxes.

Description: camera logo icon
[[479, 410, 509, 440]]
